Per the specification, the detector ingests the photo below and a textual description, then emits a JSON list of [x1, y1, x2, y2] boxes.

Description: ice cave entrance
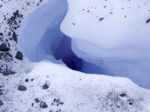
[[18, 0, 150, 88], [19, 0, 109, 74]]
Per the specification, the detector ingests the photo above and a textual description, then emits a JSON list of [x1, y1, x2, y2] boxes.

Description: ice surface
[[19, 0, 68, 62], [61, 0, 150, 88], [19, 0, 111, 74], [19, 0, 150, 88]]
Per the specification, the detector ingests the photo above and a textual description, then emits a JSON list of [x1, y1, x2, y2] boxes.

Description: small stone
[[3, 69, 16, 76], [51, 98, 64, 106], [146, 18, 150, 24], [119, 92, 127, 97], [0, 100, 3, 106], [12, 32, 18, 42], [0, 43, 9, 52], [25, 78, 29, 82], [18, 85, 27, 91], [0, 33, 3, 36], [40, 101, 48, 108], [99, 17, 104, 21], [31, 103, 34, 107], [35, 98, 40, 103], [42, 84, 49, 90], [15, 51, 23, 60], [0, 89, 3, 95]]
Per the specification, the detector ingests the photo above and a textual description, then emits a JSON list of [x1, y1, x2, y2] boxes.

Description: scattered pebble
[[0, 100, 3, 106], [18, 85, 27, 91], [42, 83, 49, 90], [40, 101, 48, 108]]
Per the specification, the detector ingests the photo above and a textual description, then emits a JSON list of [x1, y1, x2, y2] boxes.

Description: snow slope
[[0, 61, 150, 112]]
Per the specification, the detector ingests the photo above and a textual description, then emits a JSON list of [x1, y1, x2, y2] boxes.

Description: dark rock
[[3, 69, 16, 76], [42, 83, 49, 90], [12, 32, 18, 42], [31, 103, 34, 107], [128, 99, 134, 105], [146, 18, 150, 24], [18, 85, 27, 91], [34, 98, 40, 103], [0, 33, 3, 36], [51, 98, 64, 106], [25, 78, 29, 82], [7, 10, 23, 27], [40, 101, 48, 108], [15, 51, 23, 60], [99, 17, 104, 21], [0, 100, 3, 106], [119, 92, 127, 97], [0, 89, 3, 96], [0, 43, 10, 52]]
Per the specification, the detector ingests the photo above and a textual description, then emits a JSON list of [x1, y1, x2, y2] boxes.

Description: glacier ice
[[61, 0, 150, 88], [19, 0, 68, 62], [19, 0, 111, 74], [0, 0, 150, 111], [18, 0, 150, 88]]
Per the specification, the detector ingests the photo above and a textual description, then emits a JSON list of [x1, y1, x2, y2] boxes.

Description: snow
[[19, 0, 111, 74], [60, 0, 150, 88], [61, 0, 150, 50], [1, 61, 150, 112], [0, 0, 150, 111]]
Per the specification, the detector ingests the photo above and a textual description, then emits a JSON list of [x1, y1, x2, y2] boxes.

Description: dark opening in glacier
[[41, 26, 109, 74], [19, 0, 109, 74]]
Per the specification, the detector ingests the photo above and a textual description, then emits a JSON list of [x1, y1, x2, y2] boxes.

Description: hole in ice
[[18, 0, 150, 88], [19, 0, 109, 74]]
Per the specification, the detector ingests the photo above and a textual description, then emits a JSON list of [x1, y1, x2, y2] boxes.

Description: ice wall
[[19, 0, 111, 74], [61, 0, 150, 88], [19, 0, 68, 62], [19, 0, 150, 88]]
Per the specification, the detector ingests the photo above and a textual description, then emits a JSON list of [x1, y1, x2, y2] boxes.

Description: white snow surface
[[60, 0, 150, 88], [0, 61, 150, 112]]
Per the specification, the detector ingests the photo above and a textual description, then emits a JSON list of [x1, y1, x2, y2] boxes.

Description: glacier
[[19, 0, 110, 74], [0, 0, 150, 111], [61, 0, 150, 88], [18, 0, 150, 88]]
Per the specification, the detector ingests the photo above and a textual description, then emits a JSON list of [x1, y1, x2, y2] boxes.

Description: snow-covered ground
[[0, 61, 150, 112], [0, 0, 150, 111]]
